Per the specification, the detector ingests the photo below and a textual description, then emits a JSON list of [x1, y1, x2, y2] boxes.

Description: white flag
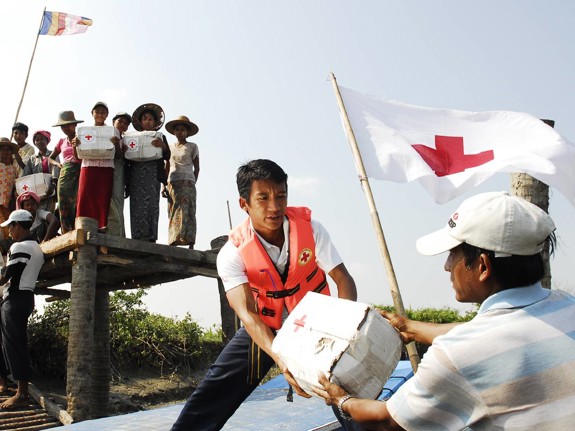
[[339, 86, 575, 205]]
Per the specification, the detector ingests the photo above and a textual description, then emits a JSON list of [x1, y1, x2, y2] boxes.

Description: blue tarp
[[53, 360, 414, 430]]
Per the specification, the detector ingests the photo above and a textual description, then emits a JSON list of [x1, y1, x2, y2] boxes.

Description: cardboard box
[[76, 126, 117, 160], [272, 292, 402, 400], [123, 131, 164, 162], [16, 173, 53, 197]]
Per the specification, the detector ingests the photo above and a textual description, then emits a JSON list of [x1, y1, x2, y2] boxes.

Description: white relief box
[[76, 126, 118, 160], [123, 131, 164, 162], [272, 292, 402, 400], [16, 173, 53, 197]]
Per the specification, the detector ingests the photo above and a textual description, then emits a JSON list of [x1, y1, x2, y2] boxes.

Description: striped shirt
[[2, 238, 44, 299], [387, 283, 575, 430]]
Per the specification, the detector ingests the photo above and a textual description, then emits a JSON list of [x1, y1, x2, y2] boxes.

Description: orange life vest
[[229, 206, 331, 330]]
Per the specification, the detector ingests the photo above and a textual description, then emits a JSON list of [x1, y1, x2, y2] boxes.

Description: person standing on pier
[[0, 209, 44, 409]]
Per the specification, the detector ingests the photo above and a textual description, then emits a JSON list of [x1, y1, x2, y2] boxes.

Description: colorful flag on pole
[[39, 11, 93, 36], [338, 86, 575, 206]]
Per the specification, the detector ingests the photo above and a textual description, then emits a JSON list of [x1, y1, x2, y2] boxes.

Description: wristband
[[337, 394, 354, 420]]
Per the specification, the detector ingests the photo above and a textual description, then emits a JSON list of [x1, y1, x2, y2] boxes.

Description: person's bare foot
[[0, 394, 29, 409]]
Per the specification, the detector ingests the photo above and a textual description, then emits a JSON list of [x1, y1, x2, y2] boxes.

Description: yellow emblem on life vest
[[298, 248, 313, 266]]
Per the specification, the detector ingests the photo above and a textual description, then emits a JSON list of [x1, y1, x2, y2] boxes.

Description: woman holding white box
[[22, 130, 60, 214], [74, 102, 118, 232], [126, 103, 170, 242]]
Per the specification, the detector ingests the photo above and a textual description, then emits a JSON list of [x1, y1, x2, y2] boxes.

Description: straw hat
[[132, 103, 165, 132], [53, 111, 84, 127], [165, 115, 199, 136], [0, 137, 19, 153]]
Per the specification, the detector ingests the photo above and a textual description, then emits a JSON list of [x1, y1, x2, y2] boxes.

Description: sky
[[1, 1, 574, 328]]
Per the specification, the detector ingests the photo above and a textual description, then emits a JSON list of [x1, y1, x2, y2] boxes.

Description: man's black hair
[[461, 232, 556, 289], [12, 122, 28, 134], [15, 220, 33, 230], [236, 159, 288, 201]]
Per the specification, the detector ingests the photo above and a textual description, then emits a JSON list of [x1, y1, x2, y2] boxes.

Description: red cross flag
[[338, 86, 575, 205]]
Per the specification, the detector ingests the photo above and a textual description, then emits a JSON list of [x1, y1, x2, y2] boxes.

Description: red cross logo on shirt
[[128, 140, 136, 149], [22, 184, 29, 191], [298, 248, 313, 266], [293, 314, 307, 332], [412, 135, 494, 177]]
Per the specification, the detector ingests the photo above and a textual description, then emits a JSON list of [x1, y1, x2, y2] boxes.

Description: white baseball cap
[[416, 192, 556, 256], [0, 209, 33, 227]]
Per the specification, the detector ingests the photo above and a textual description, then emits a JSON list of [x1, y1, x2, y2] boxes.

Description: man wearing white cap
[[0, 210, 44, 409], [314, 192, 575, 430]]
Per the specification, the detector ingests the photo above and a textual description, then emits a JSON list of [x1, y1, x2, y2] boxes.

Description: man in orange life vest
[[171, 159, 361, 431]]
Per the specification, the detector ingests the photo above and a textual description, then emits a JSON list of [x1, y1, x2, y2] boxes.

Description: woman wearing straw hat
[[126, 103, 170, 242], [49, 111, 84, 233], [165, 115, 200, 249]]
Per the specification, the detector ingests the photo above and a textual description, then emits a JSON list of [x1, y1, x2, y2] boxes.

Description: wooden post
[[210, 235, 239, 344], [91, 290, 110, 418], [510, 119, 554, 289], [66, 217, 98, 420]]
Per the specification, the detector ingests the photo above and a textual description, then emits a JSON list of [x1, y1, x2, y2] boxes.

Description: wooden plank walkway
[[0, 391, 60, 431]]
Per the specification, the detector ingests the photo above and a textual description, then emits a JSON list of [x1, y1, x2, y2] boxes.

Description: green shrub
[[28, 289, 222, 380]]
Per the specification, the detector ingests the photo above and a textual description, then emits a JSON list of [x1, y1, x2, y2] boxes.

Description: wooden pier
[[33, 217, 228, 425]]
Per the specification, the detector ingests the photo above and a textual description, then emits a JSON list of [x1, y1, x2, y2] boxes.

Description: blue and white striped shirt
[[387, 283, 575, 430]]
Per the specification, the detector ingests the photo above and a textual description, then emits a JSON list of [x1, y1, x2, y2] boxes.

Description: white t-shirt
[[217, 217, 342, 292]]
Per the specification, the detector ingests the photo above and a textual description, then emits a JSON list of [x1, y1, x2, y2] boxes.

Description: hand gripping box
[[272, 292, 402, 400], [16, 173, 53, 197], [76, 126, 118, 160], [123, 131, 164, 162]]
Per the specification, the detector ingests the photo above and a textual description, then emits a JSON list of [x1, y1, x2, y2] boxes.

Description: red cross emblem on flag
[[84, 134, 93, 142], [298, 248, 313, 266], [293, 314, 307, 332], [22, 184, 29, 191], [412, 135, 494, 177]]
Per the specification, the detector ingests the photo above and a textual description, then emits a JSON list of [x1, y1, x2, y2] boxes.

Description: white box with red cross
[[15, 173, 53, 197], [76, 126, 118, 160], [272, 292, 402, 400], [123, 131, 164, 162]]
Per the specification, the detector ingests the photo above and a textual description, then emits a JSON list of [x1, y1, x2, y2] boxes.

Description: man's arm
[[379, 310, 461, 345], [328, 263, 357, 301], [42, 212, 60, 243], [314, 373, 404, 431], [226, 283, 311, 398]]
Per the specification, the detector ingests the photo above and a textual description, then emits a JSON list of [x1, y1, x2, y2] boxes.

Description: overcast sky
[[1, 1, 574, 327]]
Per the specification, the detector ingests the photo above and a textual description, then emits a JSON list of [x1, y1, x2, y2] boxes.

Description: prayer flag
[[39, 11, 93, 36], [338, 86, 575, 206]]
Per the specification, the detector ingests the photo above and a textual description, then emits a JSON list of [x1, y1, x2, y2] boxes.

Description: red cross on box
[[293, 314, 307, 332]]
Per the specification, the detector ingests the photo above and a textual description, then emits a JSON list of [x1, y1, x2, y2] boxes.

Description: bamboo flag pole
[[329, 73, 420, 372], [13, 7, 46, 128], [226, 200, 233, 230]]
